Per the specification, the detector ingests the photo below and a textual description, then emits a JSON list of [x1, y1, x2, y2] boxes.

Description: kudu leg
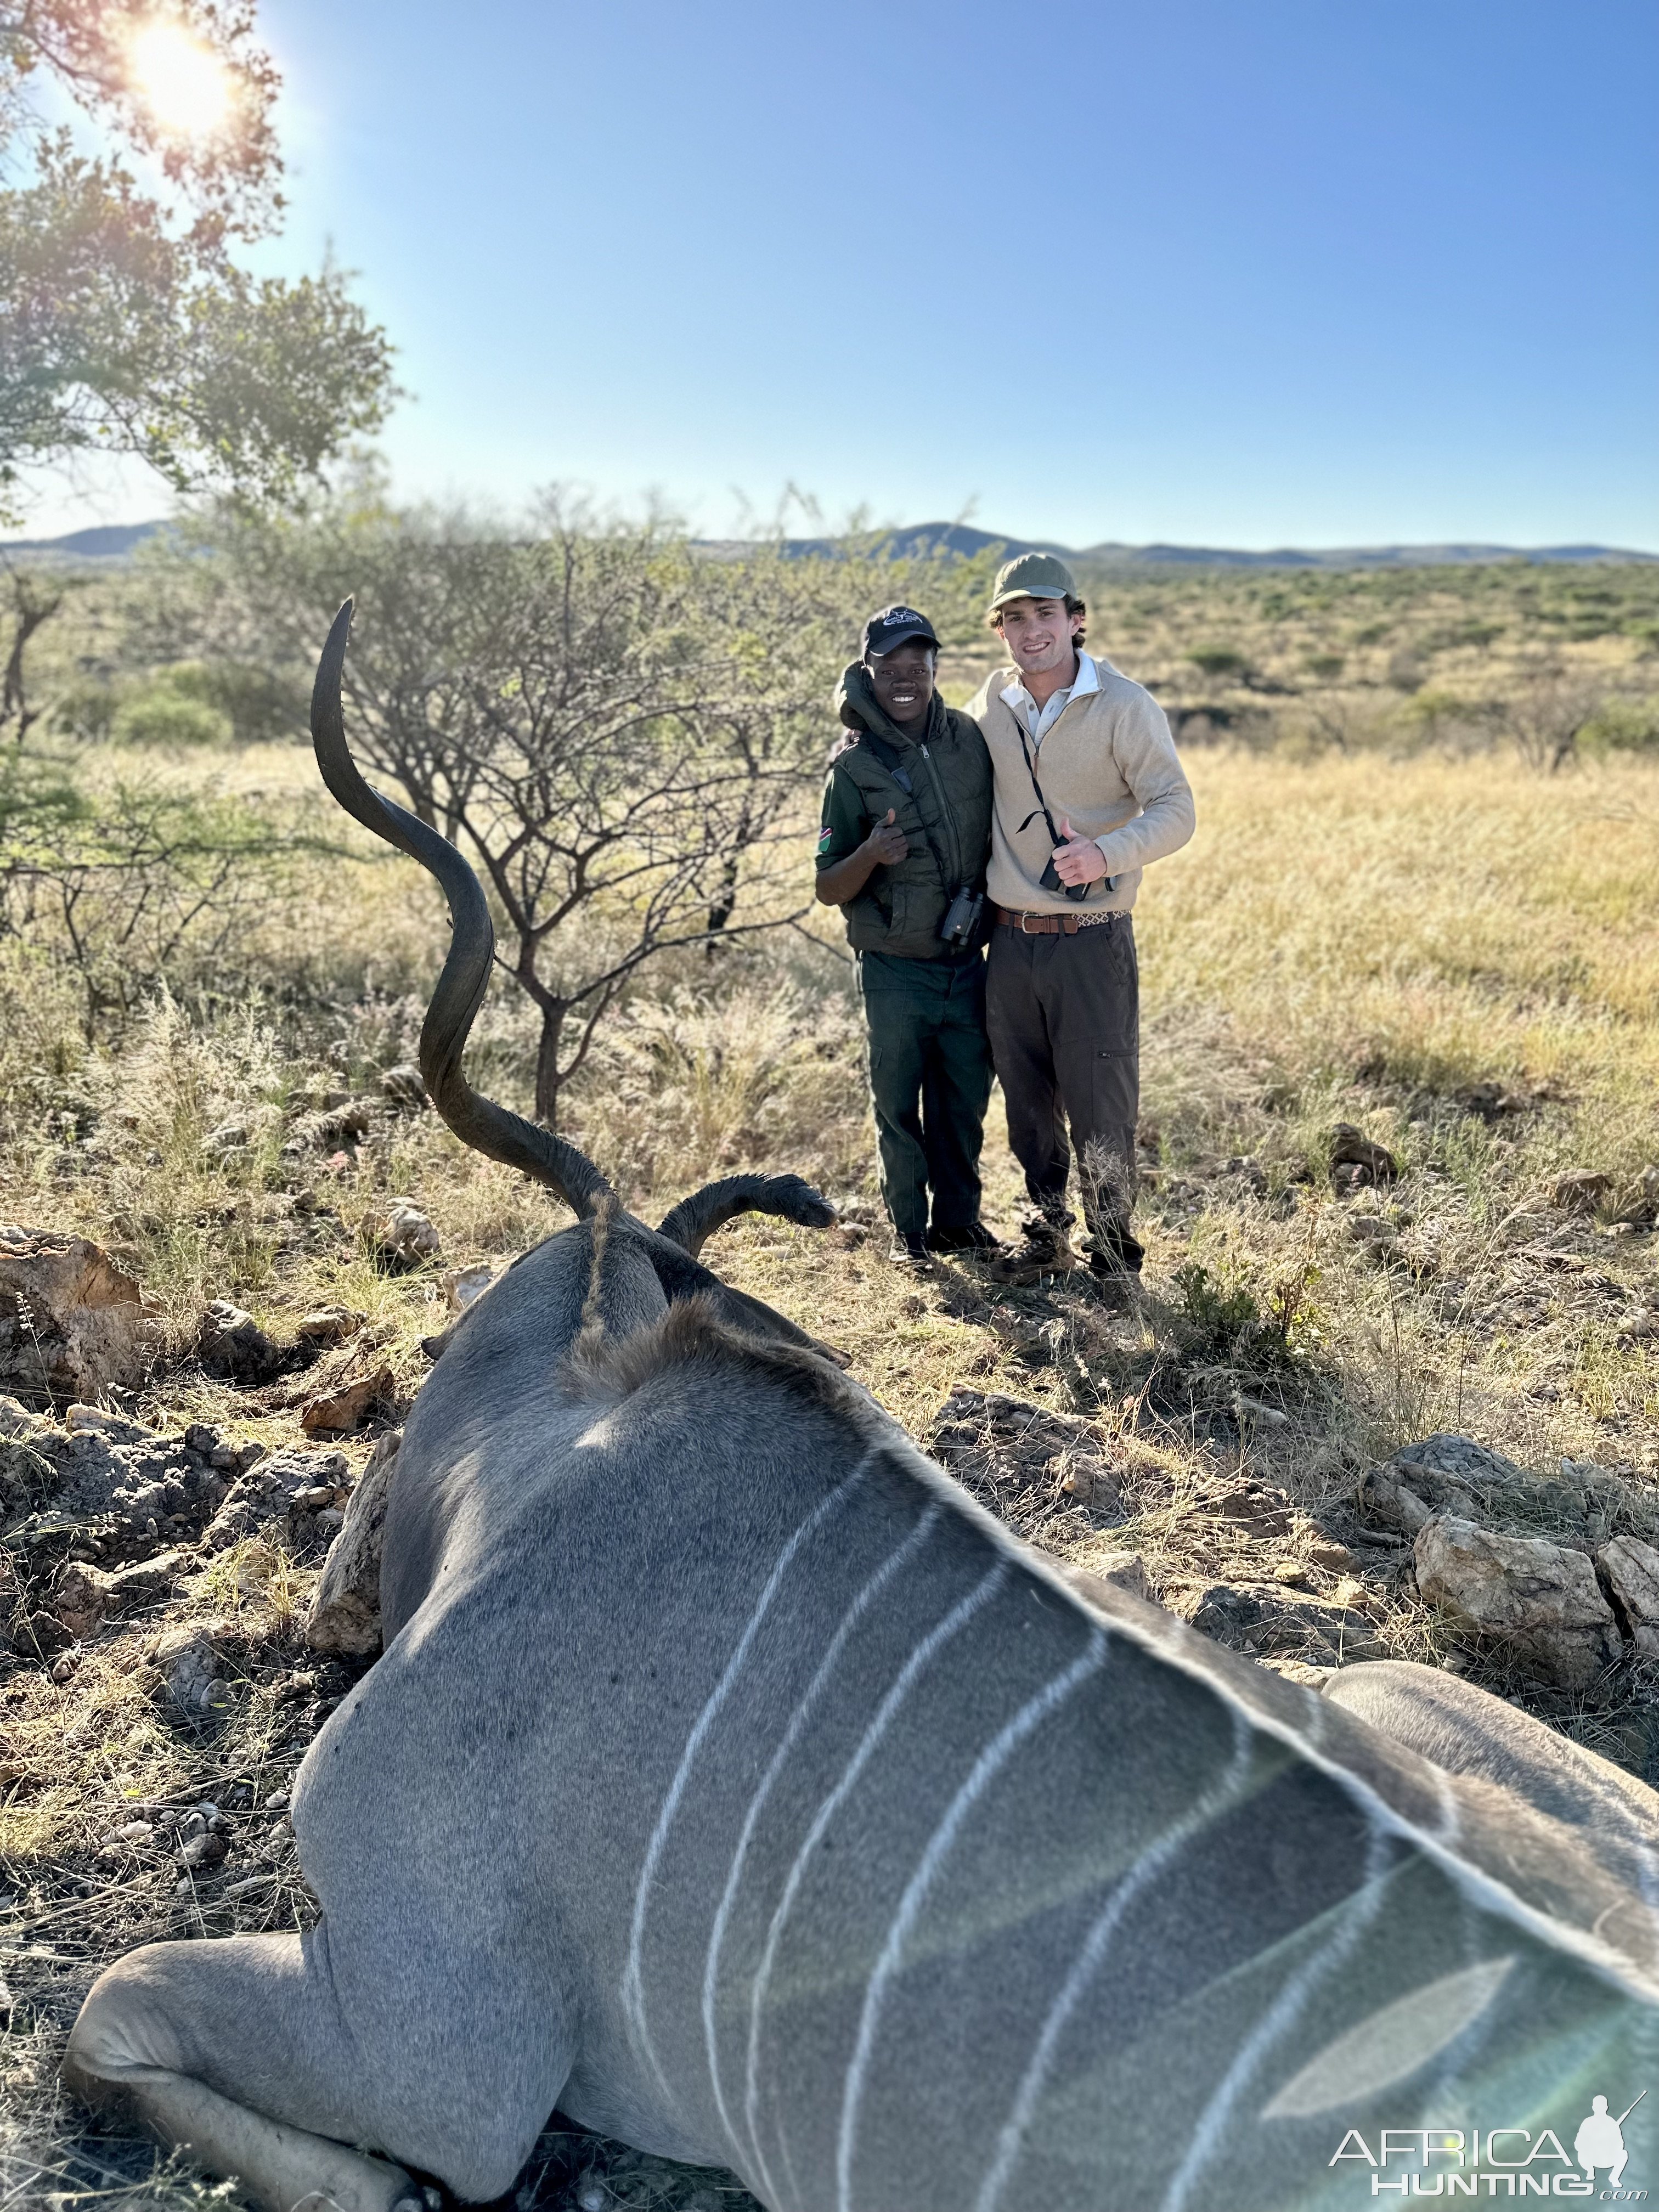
[[64, 1933, 420, 2212]]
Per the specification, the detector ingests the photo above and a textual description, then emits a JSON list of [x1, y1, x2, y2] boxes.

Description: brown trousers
[[984, 914, 1142, 1262]]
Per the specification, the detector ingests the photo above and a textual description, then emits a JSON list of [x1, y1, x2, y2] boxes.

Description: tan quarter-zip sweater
[[966, 652, 1196, 917]]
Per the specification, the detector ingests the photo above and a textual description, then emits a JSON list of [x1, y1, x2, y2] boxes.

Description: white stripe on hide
[[743, 1556, 1012, 2203], [622, 1446, 879, 2100], [835, 1625, 1112, 2212], [701, 1501, 944, 2155], [973, 1709, 1256, 2212], [1160, 1819, 1398, 2212]]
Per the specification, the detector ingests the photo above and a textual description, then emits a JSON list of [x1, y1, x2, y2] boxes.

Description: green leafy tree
[[0, 0, 394, 520]]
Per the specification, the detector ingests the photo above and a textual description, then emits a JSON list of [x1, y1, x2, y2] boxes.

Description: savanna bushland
[[4, 512, 1659, 2210]]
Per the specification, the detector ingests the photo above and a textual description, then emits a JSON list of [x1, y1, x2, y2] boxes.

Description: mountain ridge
[[5, 518, 1656, 569], [742, 522, 1659, 569]]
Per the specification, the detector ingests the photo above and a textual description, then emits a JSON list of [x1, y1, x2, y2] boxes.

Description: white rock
[[1086, 1550, 1153, 1601], [364, 1200, 441, 1271], [0, 1227, 160, 1403], [1597, 1534, 1659, 1661], [1415, 1516, 1621, 1689], [65, 1403, 150, 1443], [304, 1429, 402, 1655], [444, 1262, 497, 1312], [157, 1629, 222, 1718]]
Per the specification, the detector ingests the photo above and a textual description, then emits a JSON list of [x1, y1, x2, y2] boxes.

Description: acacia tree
[[152, 490, 996, 1127], [0, 746, 334, 1034], [0, 0, 393, 520], [1500, 662, 1609, 774]]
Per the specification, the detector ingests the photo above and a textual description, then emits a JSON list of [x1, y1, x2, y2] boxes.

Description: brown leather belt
[[992, 904, 1123, 935]]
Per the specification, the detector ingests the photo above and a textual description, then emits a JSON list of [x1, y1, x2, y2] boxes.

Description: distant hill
[[1075, 538, 1659, 571], [745, 523, 1659, 569], [0, 521, 166, 565], [7, 517, 1655, 571]]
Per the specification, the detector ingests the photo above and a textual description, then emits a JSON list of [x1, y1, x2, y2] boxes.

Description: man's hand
[[1053, 815, 1109, 887], [815, 807, 909, 906], [866, 808, 909, 867]]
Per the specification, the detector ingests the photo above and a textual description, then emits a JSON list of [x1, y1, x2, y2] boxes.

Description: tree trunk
[[3, 579, 62, 747], [534, 1001, 565, 1128], [705, 853, 740, 952], [704, 793, 754, 954]]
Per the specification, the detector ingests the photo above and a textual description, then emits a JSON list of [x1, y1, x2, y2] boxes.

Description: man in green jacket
[[816, 603, 996, 1267]]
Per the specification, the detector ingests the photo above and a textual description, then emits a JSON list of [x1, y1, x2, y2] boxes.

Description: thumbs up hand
[[1053, 814, 1109, 886], [868, 806, 910, 866]]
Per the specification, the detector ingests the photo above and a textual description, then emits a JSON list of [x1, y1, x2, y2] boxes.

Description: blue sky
[[19, 0, 1659, 548]]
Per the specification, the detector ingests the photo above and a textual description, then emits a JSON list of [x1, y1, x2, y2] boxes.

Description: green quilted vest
[[829, 668, 993, 960]]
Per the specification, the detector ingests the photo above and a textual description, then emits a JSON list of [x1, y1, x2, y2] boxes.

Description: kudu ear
[[656, 1172, 837, 1260], [309, 599, 612, 1219]]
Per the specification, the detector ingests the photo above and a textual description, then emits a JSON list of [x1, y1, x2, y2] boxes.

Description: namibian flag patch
[[817, 825, 833, 848]]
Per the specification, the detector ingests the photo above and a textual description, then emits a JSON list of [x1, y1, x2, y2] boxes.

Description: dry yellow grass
[[1147, 751, 1659, 1107]]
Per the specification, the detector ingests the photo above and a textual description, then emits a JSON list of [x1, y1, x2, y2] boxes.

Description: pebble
[[1305, 1536, 1360, 1574]]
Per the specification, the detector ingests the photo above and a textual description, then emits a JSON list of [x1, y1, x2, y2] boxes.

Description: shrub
[[161, 659, 306, 744], [1579, 697, 1659, 757], [1173, 1258, 1318, 1373], [111, 685, 232, 748], [1187, 645, 1254, 679], [50, 679, 118, 744]]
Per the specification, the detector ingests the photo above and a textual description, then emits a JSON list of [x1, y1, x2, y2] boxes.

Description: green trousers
[[857, 949, 994, 1242]]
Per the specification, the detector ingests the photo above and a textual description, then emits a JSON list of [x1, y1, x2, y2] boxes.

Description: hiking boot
[[888, 1232, 933, 1270], [988, 1215, 1076, 1285], [1087, 1228, 1145, 1280], [926, 1222, 1002, 1256]]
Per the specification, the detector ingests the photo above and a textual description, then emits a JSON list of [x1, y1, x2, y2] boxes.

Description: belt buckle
[[1019, 910, 1038, 934]]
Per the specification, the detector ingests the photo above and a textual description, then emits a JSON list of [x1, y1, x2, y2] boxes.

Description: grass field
[[5, 652, 1659, 2205]]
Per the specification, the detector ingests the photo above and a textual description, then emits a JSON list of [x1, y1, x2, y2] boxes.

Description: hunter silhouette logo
[[1329, 2089, 1649, 2197], [1576, 2095, 1646, 2192]]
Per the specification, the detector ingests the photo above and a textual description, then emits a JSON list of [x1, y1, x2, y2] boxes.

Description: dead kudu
[[65, 603, 1659, 2211]]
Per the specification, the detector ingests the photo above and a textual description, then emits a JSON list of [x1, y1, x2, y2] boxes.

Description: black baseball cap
[[860, 604, 939, 661]]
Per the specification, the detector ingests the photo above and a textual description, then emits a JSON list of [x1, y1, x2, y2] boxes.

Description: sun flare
[[127, 19, 234, 139]]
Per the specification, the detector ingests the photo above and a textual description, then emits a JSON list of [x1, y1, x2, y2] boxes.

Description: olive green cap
[[988, 550, 1077, 613]]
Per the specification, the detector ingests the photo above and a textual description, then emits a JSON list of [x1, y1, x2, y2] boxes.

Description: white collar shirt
[[1000, 650, 1099, 748]]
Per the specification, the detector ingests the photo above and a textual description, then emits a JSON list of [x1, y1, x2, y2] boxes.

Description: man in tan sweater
[[965, 552, 1195, 1280]]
